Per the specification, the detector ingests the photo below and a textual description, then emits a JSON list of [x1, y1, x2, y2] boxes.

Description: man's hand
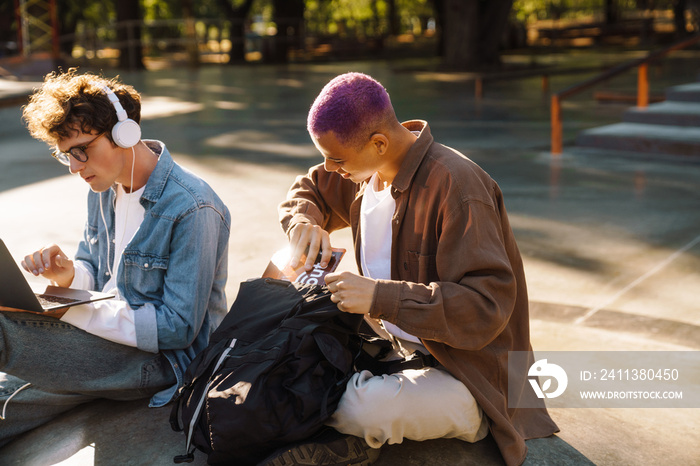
[[288, 223, 332, 271], [21, 244, 75, 288], [324, 271, 376, 315]]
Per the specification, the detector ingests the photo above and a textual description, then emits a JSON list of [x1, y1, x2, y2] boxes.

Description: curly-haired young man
[[266, 72, 558, 466], [0, 69, 230, 447]]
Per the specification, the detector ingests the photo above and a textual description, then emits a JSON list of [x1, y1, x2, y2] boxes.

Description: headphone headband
[[101, 85, 128, 122]]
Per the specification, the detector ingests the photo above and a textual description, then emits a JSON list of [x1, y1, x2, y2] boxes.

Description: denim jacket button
[[144, 263, 149, 268]]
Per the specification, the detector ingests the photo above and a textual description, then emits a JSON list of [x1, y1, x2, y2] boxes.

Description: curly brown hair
[[22, 68, 141, 147]]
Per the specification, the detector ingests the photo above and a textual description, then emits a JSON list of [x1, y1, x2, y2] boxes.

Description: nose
[[324, 158, 339, 172], [68, 157, 85, 174]]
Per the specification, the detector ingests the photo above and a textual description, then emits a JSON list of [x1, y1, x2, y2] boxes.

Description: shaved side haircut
[[307, 72, 396, 149]]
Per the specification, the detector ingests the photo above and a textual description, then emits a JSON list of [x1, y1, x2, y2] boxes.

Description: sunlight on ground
[[140, 96, 204, 119], [54, 443, 95, 465], [206, 131, 317, 158]]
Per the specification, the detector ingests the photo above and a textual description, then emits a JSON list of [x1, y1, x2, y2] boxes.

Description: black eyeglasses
[[52, 133, 105, 166]]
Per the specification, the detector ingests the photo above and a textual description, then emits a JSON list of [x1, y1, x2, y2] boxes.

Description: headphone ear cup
[[112, 118, 141, 148]]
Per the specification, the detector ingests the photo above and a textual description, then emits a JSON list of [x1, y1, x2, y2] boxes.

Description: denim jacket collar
[[108, 140, 174, 206], [141, 140, 174, 204]]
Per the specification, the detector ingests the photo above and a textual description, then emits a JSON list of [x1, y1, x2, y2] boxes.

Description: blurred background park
[[1, 2, 700, 464], [2, 0, 700, 74]]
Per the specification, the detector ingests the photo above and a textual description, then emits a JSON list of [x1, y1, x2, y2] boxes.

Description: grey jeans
[[0, 311, 176, 448]]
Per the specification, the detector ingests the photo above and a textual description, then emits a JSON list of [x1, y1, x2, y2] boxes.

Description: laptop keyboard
[[36, 294, 80, 307]]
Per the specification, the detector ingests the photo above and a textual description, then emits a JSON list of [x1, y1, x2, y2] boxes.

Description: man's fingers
[[304, 234, 322, 271], [288, 224, 332, 270], [55, 253, 68, 268], [324, 272, 340, 287], [32, 251, 46, 274], [22, 245, 62, 275], [42, 248, 55, 269], [21, 257, 38, 275], [318, 235, 332, 269], [289, 225, 311, 268]]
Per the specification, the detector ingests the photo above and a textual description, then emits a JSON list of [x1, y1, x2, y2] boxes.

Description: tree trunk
[[270, 0, 304, 63], [673, 0, 688, 37], [387, 0, 399, 36], [116, 0, 145, 70], [431, 0, 445, 57], [605, 0, 619, 25], [443, 0, 478, 69], [441, 0, 513, 70], [478, 0, 513, 66], [217, 0, 256, 63], [182, 0, 200, 68], [55, 0, 85, 57]]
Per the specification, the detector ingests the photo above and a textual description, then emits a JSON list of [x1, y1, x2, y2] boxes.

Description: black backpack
[[170, 277, 365, 465]]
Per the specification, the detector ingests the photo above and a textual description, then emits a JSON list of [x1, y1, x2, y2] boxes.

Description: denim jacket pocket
[[122, 251, 169, 297]]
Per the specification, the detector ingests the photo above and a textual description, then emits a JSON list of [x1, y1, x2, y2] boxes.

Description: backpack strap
[[172, 338, 238, 464], [388, 350, 439, 372], [355, 340, 439, 375]]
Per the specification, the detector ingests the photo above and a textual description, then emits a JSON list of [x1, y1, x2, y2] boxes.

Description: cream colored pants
[[326, 365, 489, 448]]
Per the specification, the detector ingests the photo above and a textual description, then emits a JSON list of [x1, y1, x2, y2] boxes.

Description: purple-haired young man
[[264, 73, 558, 466]]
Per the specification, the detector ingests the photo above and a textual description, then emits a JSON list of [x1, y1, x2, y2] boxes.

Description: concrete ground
[[0, 50, 698, 465]]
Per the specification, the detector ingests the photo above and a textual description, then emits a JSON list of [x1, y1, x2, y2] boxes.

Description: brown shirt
[[279, 120, 559, 466]]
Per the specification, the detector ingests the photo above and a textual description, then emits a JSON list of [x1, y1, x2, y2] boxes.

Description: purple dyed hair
[[307, 72, 394, 148]]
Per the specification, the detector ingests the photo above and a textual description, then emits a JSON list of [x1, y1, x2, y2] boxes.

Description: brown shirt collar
[[391, 120, 433, 195]]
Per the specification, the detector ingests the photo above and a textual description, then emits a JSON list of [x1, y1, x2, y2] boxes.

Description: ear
[[369, 133, 389, 156]]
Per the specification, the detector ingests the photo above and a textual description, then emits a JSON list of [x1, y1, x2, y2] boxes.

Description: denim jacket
[[75, 140, 230, 407]]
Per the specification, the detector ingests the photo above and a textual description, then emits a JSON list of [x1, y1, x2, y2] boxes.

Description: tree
[[673, 0, 689, 36], [217, 0, 256, 63], [0, 0, 17, 57], [269, 0, 305, 62], [387, 0, 399, 36], [436, 0, 514, 70], [116, 0, 145, 70], [182, 0, 200, 68], [605, 0, 620, 24]]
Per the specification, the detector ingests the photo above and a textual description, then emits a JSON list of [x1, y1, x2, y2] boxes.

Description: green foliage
[[142, 0, 180, 19], [304, 0, 434, 36], [58, 0, 113, 27], [512, 0, 659, 23]]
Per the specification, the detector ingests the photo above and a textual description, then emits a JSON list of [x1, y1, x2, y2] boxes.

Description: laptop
[[0, 239, 114, 313]]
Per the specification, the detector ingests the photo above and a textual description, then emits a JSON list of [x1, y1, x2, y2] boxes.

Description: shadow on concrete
[[1, 50, 699, 465], [0, 397, 592, 466]]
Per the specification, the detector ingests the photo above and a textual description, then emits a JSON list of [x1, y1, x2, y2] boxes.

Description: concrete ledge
[[0, 398, 591, 466], [623, 102, 700, 127], [576, 122, 700, 156], [0, 399, 207, 466], [666, 82, 700, 102]]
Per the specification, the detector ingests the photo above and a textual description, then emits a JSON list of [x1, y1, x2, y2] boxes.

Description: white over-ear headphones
[[100, 85, 141, 148]]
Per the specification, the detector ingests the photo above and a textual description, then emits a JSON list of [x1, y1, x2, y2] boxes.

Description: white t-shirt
[[105, 184, 146, 293], [61, 184, 146, 349], [360, 173, 421, 344]]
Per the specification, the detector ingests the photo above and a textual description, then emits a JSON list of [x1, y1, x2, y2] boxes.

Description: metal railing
[[550, 33, 700, 154]]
